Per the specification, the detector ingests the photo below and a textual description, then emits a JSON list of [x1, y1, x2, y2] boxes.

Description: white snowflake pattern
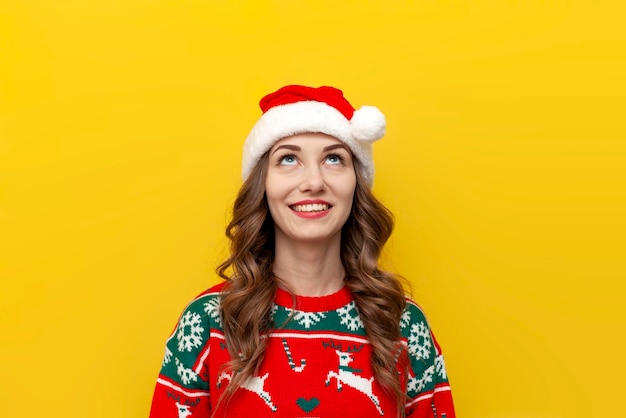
[[336, 301, 363, 331], [270, 304, 279, 321], [408, 321, 432, 360], [203, 298, 222, 326], [407, 365, 434, 393], [175, 357, 198, 385], [176, 311, 205, 352], [435, 354, 447, 380], [162, 346, 173, 366], [285, 308, 326, 329], [400, 310, 411, 329]]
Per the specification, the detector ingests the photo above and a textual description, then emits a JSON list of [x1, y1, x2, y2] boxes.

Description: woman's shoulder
[[402, 295, 429, 321], [400, 295, 437, 338], [170, 281, 227, 333]]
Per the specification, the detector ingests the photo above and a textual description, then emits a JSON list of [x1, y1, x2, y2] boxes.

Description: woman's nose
[[299, 164, 325, 192]]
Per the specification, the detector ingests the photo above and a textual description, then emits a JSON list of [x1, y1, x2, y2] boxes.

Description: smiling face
[[264, 132, 357, 247]]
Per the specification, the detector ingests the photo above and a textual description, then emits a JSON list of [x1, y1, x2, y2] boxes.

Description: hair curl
[[216, 153, 409, 415]]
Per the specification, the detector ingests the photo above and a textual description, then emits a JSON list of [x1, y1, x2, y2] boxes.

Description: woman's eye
[[325, 154, 344, 165], [279, 155, 297, 165]]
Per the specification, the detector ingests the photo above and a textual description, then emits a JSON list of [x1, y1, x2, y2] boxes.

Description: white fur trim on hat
[[242, 101, 385, 186]]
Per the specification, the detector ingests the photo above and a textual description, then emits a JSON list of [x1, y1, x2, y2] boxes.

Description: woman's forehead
[[270, 133, 347, 150]]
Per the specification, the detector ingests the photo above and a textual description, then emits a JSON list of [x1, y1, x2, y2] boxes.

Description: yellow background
[[1, 1, 625, 417]]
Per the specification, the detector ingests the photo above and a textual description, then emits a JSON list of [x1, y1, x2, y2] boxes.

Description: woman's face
[[265, 132, 357, 246]]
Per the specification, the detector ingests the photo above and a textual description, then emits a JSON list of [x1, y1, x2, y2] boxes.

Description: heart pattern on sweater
[[296, 397, 320, 413]]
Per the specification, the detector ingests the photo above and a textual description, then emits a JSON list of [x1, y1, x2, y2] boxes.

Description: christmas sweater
[[149, 282, 455, 418]]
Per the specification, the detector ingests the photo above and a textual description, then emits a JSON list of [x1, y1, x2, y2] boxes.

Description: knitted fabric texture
[[149, 283, 455, 417]]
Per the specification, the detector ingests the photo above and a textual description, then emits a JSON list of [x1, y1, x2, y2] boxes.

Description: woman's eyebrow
[[271, 144, 301, 155], [322, 144, 350, 152]]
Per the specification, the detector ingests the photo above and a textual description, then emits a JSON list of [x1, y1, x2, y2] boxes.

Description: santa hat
[[242, 85, 386, 186]]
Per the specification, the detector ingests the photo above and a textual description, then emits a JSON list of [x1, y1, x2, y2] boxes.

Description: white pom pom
[[351, 105, 386, 143]]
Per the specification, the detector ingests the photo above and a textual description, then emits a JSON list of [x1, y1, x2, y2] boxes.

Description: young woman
[[149, 85, 455, 417]]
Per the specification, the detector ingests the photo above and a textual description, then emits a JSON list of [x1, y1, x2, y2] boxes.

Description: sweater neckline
[[274, 286, 352, 312]]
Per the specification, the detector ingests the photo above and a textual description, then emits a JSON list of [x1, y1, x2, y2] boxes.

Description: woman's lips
[[289, 200, 332, 218]]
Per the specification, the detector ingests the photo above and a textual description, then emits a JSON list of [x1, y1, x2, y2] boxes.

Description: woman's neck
[[272, 237, 345, 297]]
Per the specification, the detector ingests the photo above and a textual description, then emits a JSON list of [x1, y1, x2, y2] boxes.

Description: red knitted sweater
[[149, 283, 455, 417]]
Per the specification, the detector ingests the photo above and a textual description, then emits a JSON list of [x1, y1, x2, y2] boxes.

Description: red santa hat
[[242, 85, 386, 186]]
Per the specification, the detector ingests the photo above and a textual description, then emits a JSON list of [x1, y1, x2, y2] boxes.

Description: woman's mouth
[[289, 203, 331, 213]]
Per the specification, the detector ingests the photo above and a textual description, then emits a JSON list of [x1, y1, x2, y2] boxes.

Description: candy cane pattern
[[281, 339, 306, 372]]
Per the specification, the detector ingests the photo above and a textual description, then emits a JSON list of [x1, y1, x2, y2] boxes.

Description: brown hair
[[216, 153, 409, 414]]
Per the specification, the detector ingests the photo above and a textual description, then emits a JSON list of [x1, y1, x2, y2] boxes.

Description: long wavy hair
[[216, 152, 409, 414]]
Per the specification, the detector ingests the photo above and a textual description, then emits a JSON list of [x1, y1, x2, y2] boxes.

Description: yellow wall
[[1, 1, 625, 417]]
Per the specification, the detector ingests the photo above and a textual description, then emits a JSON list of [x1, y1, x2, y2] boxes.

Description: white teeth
[[291, 203, 329, 212]]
